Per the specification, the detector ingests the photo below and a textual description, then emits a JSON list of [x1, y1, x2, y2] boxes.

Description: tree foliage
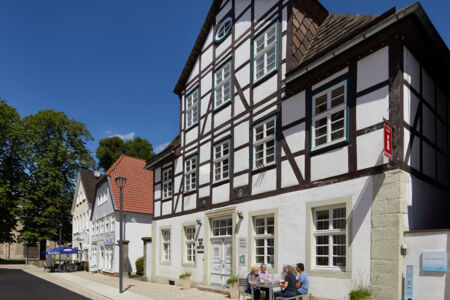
[[0, 100, 24, 243], [96, 136, 155, 171], [18, 110, 95, 244]]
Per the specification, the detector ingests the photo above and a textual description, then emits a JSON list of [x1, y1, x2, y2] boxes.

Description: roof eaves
[[286, 3, 444, 84], [173, 0, 222, 96]]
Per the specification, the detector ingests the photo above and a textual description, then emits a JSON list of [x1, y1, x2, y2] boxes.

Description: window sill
[[213, 100, 232, 113], [182, 262, 197, 268], [184, 124, 198, 133], [251, 163, 277, 175], [161, 197, 173, 201], [160, 261, 172, 266], [307, 268, 351, 279], [184, 190, 197, 196], [212, 179, 230, 188], [310, 140, 348, 156], [252, 68, 278, 88]]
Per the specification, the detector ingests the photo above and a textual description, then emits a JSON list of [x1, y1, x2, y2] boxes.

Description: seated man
[[296, 263, 309, 296], [258, 263, 270, 297], [246, 266, 261, 300]]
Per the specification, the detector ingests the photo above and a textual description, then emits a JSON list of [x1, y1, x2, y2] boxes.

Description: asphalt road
[[0, 268, 91, 300]]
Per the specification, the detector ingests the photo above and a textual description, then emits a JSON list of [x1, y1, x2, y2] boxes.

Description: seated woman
[[274, 265, 297, 299], [245, 266, 262, 300]]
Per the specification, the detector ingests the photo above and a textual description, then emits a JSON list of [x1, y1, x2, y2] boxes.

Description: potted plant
[[226, 276, 239, 299], [179, 271, 192, 290], [349, 284, 374, 300]]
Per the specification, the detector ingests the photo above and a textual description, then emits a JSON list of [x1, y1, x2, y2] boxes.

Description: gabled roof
[[101, 155, 154, 214], [173, 0, 222, 96], [145, 135, 180, 169], [78, 169, 100, 204]]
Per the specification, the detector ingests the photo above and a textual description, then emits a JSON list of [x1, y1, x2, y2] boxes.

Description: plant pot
[[229, 282, 239, 299], [351, 297, 374, 300], [182, 277, 191, 290]]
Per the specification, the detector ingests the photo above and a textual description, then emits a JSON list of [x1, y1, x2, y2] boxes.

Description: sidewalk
[[23, 264, 229, 300]]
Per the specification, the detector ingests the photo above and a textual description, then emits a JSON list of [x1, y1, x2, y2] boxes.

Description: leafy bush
[[349, 286, 372, 300], [226, 275, 239, 284], [135, 257, 144, 275], [179, 271, 192, 279]]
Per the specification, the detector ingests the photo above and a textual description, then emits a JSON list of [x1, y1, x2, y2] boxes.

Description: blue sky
[[1, 0, 448, 156]]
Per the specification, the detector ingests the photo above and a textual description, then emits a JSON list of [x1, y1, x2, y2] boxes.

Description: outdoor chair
[[238, 278, 252, 300]]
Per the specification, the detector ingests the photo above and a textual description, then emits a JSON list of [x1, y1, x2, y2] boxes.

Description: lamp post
[[58, 223, 62, 272], [115, 176, 127, 293]]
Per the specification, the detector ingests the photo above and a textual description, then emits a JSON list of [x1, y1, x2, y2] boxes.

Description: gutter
[[286, 3, 447, 84]]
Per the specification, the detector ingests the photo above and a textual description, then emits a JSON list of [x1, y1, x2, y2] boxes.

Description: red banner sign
[[384, 123, 393, 160]]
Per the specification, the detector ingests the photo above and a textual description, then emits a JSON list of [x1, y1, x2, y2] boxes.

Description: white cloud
[[111, 131, 135, 141], [155, 141, 170, 153], [105, 130, 113, 135]]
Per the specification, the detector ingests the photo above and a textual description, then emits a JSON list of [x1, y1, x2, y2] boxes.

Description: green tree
[[96, 136, 155, 171], [0, 100, 25, 243], [18, 110, 95, 244]]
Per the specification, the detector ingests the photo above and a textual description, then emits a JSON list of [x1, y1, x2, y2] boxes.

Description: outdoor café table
[[254, 281, 280, 300]]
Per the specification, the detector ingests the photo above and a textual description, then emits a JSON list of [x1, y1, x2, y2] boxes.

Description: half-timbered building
[[146, 1, 449, 299]]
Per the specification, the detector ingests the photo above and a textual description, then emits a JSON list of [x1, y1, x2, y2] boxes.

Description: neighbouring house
[[145, 1, 449, 299], [90, 155, 153, 275], [71, 169, 101, 262]]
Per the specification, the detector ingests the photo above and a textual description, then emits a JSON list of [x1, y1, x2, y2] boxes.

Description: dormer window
[[214, 14, 233, 44]]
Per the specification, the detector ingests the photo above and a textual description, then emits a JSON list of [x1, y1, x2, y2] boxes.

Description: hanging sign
[[104, 237, 114, 246], [384, 123, 393, 160]]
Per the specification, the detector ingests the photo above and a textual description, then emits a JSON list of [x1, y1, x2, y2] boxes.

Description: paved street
[[0, 267, 91, 300], [0, 265, 229, 300]]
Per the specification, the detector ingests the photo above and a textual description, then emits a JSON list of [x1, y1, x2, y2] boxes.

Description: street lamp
[[58, 223, 62, 272], [115, 176, 127, 293]]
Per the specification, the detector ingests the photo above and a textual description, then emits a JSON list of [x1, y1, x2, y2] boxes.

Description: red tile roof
[[105, 155, 153, 214]]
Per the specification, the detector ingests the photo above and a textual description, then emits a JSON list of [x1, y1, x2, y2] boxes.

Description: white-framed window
[[254, 215, 275, 267], [313, 205, 346, 269], [211, 217, 233, 237], [96, 221, 99, 235], [214, 14, 233, 43], [184, 226, 196, 264], [214, 60, 232, 109], [253, 21, 278, 82], [184, 155, 197, 192], [161, 229, 171, 262], [213, 139, 230, 182], [311, 80, 348, 151], [99, 218, 103, 234], [185, 88, 199, 129], [162, 166, 173, 199], [253, 115, 277, 169]]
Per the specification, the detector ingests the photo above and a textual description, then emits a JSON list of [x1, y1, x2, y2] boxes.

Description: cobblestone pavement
[[6, 264, 230, 300]]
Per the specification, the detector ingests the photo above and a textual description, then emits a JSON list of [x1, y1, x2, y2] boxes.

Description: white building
[[90, 155, 153, 275], [146, 1, 449, 299], [71, 170, 100, 262]]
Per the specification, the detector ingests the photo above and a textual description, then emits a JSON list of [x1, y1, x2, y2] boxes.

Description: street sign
[[384, 123, 393, 160]]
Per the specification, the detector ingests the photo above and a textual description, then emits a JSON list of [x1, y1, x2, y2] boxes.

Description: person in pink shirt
[[258, 263, 271, 297]]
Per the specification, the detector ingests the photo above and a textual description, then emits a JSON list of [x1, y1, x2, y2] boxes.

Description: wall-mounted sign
[[104, 237, 114, 246], [422, 251, 447, 272], [405, 265, 413, 299], [384, 123, 393, 160], [239, 237, 247, 254]]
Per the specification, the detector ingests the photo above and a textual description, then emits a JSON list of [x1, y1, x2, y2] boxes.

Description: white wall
[[404, 230, 450, 300], [153, 176, 374, 300]]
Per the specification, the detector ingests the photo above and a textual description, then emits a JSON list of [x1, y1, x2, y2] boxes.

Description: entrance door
[[211, 238, 232, 286], [210, 216, 233, 286]]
